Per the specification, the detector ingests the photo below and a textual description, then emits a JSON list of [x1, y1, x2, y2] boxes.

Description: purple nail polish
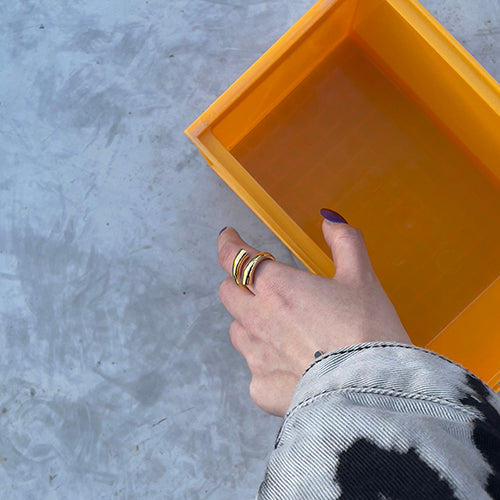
[[320, 208, 348, 224], [219, 226, 228, 236]]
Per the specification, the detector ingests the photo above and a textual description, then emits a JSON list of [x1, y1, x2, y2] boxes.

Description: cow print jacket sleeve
[[258, 342, 500, 500]]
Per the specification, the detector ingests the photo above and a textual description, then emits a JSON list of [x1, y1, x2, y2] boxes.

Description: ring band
[[232, 249, 250, 287], [241, 252, 275, 287], [232, 249, 276, 290]]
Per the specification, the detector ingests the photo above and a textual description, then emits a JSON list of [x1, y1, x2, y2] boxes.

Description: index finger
[[217, 227, 258, 276]]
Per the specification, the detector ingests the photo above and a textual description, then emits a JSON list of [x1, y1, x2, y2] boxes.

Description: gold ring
[[241, 252, 276, 287], [232, 249, 250, 287]]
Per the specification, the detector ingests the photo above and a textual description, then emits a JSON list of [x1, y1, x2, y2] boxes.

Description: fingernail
[[320, 208, 348, 224], [218, 226, 228, 236]]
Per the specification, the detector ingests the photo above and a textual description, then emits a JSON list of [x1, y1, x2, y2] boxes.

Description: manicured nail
[[320, 208, 348, 224], [218, 226, 228, 236]]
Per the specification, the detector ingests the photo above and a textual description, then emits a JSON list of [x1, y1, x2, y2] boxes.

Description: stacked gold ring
[[241, 252, 275, 286], [232, 249, 276, 290], [232, 249, 250, 286]]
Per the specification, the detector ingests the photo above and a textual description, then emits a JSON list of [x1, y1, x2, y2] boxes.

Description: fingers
[[218, 218, 375, 293], [321, 217, 375, 283]]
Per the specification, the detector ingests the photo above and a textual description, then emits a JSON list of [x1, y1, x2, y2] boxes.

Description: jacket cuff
[[285, 342, 488, 422]]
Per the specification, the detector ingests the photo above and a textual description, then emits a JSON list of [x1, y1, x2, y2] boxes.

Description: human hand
[[217, 210, 411, 417]]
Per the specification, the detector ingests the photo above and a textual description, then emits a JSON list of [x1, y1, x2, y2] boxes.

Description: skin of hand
[[217, 219, 411, 417]]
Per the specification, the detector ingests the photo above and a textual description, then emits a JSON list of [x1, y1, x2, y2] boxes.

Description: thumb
[[320, 209, 374, 282]]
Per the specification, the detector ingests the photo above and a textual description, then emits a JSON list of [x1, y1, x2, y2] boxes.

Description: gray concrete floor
[[1, 0, 499, 498]]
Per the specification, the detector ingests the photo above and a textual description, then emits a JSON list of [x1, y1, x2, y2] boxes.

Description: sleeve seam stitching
[[283, 385, 480, 425], [303, 343, 486, 390]]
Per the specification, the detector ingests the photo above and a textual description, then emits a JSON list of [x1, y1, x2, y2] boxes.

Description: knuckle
[[230, 323, 261, 361], [339, 226, 364, 246], [228, 321, 244, 352], [249, 379, 262, 406], [244, 350, 258, 371], [262, 272, 294, 309], [348, 225, 363, 238], [258, 263, 280, 288], [256, 263, 288, 297], [228, 320, 240, 341], [266, 279, 290, 305], [350, 227, 366, 244], [242, 313, 266, 339]]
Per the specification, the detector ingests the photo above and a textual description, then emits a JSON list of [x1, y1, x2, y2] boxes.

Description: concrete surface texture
[[0, 0, 499, 498]]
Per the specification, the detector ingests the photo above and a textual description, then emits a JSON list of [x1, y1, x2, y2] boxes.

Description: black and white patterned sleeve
[[258, 342, 500, 500]]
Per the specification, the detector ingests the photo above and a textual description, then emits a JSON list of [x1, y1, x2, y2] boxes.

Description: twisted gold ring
[[231, 249, 276, 290], [241, 252, 275, 287], [232, 249, 250, 287]]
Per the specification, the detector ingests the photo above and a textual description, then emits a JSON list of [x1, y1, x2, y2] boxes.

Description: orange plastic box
[[185, 0, 500, 390]]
